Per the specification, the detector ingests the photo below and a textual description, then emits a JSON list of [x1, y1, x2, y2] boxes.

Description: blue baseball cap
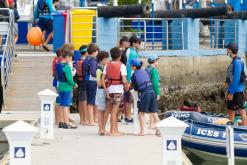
[[130, 58, 141, 67], [147, 54, 159, 62]]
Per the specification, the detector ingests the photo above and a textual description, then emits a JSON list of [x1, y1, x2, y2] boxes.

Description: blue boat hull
[[182, 120, 247, 159]]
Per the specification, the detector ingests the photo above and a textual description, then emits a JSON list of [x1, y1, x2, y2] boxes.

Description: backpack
[[37, 0, 49, 14], [120, 48, 128, 65]]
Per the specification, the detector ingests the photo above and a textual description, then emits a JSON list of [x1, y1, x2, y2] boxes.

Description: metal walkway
[[2, 52, 54, 112]]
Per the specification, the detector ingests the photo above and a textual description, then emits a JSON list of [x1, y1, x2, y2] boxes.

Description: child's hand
[[157, 95, 160, 101], [106, 91, 110, 100], [74, 84, 78, 88], [124, 83, 129, 91]]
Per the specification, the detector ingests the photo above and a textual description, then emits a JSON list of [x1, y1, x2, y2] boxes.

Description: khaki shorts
[[107, 93, 122, 106]]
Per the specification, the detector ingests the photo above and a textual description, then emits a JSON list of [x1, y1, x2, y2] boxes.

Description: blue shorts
[[86, 80, 97, 105], [138, 90, 158, 113], [59, 91, 72, 107], [55, 88, 60, 104], [38, 15, 53, 33]]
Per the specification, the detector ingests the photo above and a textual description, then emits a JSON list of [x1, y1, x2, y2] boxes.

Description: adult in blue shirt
[[225, 42, 247, 126], [33, 0, 60, 51]]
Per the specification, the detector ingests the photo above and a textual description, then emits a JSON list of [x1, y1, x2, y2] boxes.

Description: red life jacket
[[76, 59, 84, 81], [106, 62, 122, 86]]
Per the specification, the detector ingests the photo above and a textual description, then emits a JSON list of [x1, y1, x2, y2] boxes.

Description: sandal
[[42, 44, 50, 51], [64, 123, 77, 129]]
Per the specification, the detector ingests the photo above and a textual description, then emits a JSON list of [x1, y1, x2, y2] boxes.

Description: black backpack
[[120, 48, 128, 65]]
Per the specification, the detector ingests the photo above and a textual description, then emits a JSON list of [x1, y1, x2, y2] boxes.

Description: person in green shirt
[[57, 48, 78, 129], [146, 54, 161, 129]]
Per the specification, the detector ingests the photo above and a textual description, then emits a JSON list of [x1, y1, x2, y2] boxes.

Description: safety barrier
[[0, 8, 15, 110], [118, 18, 185, 50]]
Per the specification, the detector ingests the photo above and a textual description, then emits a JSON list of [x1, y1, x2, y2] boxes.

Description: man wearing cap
[[225, 42, 247, 126]]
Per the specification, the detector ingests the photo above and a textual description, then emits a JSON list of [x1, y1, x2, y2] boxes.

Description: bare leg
[[137, 112, 145, 136], [88, 105, 96, 125], [44, 32, 53, 46], [98, 111, 105, 135], [104, 102, 111, 128], [55, 105, 59, 125], [110, 103, 121, 136], [227, 109, 235, 122], [82, 101, 88, 124], [149, 114, 155, 129], [239, 109, 247, 126], [125, 102, 132, 120], [58, 106, 64, 123], [14, 34, 18, 44], [63, 107, 70, 124], [79, 101, 84, 124], [42, 31, 46, 44], [94, 106, 98, 123]]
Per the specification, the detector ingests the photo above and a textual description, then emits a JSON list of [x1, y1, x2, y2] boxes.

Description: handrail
[[0, 8, 15, 110]]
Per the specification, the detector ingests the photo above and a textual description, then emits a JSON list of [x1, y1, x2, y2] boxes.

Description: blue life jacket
[[133, 69, 153, 91], [83, 56, 97, 80], [226, 56, 246, 84], [56, 63, 67, 82]]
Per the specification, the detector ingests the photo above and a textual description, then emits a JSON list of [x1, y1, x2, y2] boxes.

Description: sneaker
[[126, 118, 134, 125], [58, 122, 66, 128]]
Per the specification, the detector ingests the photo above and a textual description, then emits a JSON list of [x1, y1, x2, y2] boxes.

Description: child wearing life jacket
[[56, 48, 78, 129], [130, 58, 160, 136], [146, 54, 161, 130], [95, 51, 109, 135], [83, 43, 99, 126], [76, 45, 88, 125], [52, 48, 62, 125], [102, 47, 128, 136]]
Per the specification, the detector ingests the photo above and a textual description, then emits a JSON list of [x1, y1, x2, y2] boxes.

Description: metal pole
[[152, 0, 155, 50], [144, 20, 147, 50], [179, 0, 182, 9], [113, 0, 118, 6], [226, 125, 235, 165], [138, 0, 141, 33], [168, 0, 172, 11]]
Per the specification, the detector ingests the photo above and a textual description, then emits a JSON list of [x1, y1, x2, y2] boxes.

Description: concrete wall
[[141, 55, 231, 86]]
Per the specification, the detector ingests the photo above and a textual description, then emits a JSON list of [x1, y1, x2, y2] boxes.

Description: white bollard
[[3, 120, 37, 165], [156, 117, 188, 165], [131, 90, 147, 135], [37, 89, 58, 139], [226, 125, 235, 165]]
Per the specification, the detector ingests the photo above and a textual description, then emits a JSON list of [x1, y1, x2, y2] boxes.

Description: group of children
[[52, 35, 161, 136]]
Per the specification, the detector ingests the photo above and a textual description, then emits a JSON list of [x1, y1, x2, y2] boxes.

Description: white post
[[113, 0, 118, 6], [3, 121, 37, 165], [156, 117, 189, 165], [226, 126, 235, 165], [179, 0, 182, 9], [38, 89, 58, 139]]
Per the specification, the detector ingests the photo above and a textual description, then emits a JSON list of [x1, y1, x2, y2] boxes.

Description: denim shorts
[[59, 91, 72, 107]]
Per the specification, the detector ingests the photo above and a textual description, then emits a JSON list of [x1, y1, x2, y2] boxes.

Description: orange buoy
[[26, 27, 42, 46]]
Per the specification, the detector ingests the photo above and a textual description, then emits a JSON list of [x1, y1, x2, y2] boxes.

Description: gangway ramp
[[2, 53, 54, 112]]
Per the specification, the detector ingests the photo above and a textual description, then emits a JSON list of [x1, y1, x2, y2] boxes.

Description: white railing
[[0, 8, 15, 108], [118, 18, 185, 51]]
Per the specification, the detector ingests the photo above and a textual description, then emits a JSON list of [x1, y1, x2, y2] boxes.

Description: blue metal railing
[[0, 8, 15, 109]]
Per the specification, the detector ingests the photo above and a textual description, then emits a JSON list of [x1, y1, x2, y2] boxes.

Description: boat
[[164, 110, 228, 123], [182, 120, 247, 163]]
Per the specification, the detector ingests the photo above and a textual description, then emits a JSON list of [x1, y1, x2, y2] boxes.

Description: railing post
[[144, 20, 147, 51]]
